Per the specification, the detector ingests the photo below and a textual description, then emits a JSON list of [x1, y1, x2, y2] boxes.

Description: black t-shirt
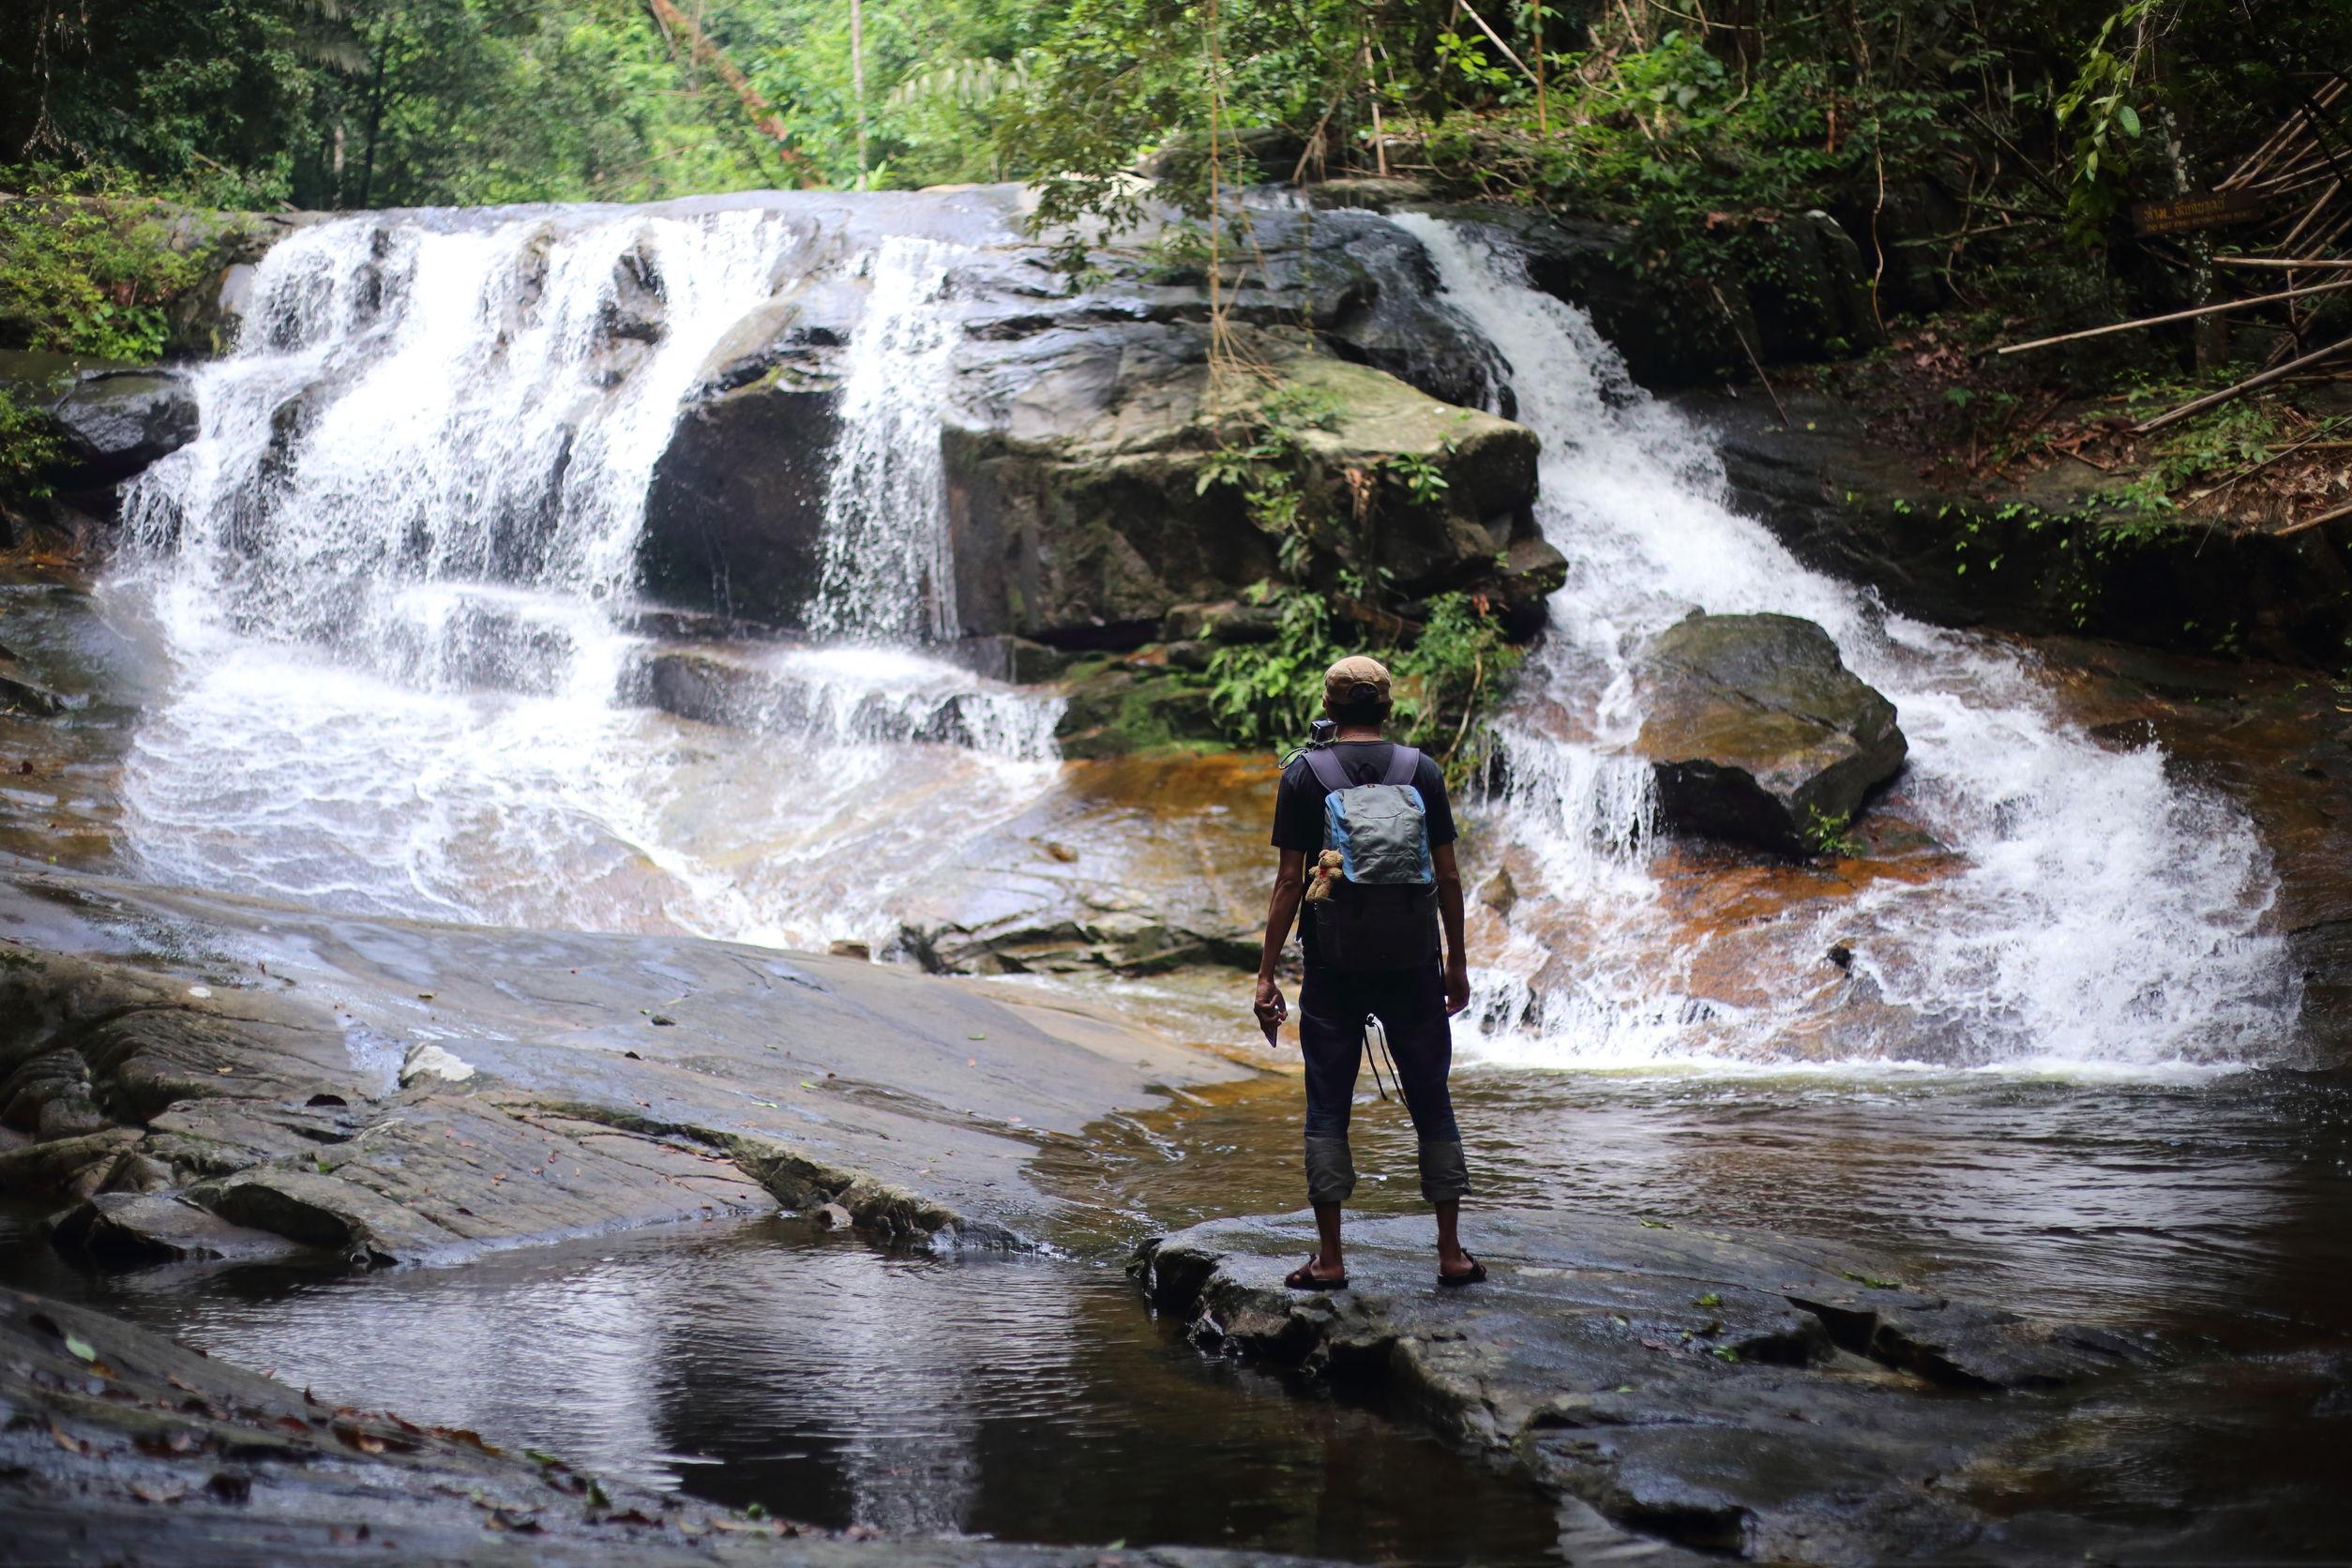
[[1270, 741, 1458, 853]]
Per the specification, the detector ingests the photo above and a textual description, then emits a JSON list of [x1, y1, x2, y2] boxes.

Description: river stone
[[43, 369, 200, 487], [1138, 1211, 2148, 1563], [1632, 611, 1907, 855], [45, 1190, 308, 1264], [1690, 387, 2352, 669], [640, 376, 841, 627], [1414, 205, 1881, 389]]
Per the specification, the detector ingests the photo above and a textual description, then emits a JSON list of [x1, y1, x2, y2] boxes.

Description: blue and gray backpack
[[1302, 745, 1441, 972]]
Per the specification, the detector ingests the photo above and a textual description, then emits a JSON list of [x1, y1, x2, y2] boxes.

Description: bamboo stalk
[[2275, 496, 2352, 536], [1996, 279, 2352, 354], [2214, 256, 2352, 270], [2279, 179, 2345, 253], [1534, 0, 1546, 136], [1452, 1, 1542, 91], [2133, 334, 2352, 434], [2221, 78, 2344, 188], [641, 0, 808, 167]]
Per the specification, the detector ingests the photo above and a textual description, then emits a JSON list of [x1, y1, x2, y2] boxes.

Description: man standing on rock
[[1253, 655, 1483, 1289]]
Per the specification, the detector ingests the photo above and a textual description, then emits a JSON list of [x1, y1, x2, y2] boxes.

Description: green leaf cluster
[[0, 390, 66, 499], [0, 167, 207, 361], [1204, 585, 1521, 786]]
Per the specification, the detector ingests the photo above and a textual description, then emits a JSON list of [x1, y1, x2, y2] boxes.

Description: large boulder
[[634, 205, 1544, 641], [1632, 611, 1907, 855], [946, 340, 1553, 646], [45, 369, 199, 485], [637, 273, 862, 627]]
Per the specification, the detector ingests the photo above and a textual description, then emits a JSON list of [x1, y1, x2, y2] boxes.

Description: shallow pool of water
[[1042, 1059, 2352, 1346], [4, 1213, 1564, 1562]]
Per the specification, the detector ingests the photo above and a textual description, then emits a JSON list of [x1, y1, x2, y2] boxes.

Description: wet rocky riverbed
[[7, 552, 2352, 1563], [0, 1211, 1568, 1561]]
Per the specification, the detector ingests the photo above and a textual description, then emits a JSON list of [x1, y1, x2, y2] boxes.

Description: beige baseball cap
[[1323, 655, 1392, 708]]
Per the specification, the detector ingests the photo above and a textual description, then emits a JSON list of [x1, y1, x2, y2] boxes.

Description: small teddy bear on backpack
[[1304, 848, 1345, 902]]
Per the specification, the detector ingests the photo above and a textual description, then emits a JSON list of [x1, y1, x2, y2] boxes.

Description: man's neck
[[1332, 726, 1385, 743]]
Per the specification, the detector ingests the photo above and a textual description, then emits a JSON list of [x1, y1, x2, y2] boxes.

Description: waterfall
[[127, 210, 799, 686], [810, 237, 966, 642], [1390, 214, 2299, 1072], [107, 204, 1055, 946]]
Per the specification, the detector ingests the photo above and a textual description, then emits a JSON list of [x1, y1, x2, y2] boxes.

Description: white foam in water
[[811, 237, 966, 642], [1391, 214, 2298, 1072], [111, 205, 1058, 948]]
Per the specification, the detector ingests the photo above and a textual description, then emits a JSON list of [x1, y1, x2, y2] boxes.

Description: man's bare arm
[[1433, 841, 1470, 1015], [1253, 848, 1307, 1041]]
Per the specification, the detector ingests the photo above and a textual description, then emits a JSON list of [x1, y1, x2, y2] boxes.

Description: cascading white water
[[810, 237, 966, 642], [109, 204, 1057, 946], [1391, 214, 2298, 1072]]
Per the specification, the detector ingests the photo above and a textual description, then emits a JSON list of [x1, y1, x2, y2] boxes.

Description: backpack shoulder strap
[[1303, 747, 1354, 792], [1380, 745, 1422, 788]]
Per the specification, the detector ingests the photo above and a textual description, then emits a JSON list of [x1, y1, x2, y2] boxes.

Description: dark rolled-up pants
[[1298, 960, 1470, 1206]]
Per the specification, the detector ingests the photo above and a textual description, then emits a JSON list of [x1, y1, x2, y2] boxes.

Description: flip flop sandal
[[1438, 1252, 1486, 1288], [1285, 1258, 1349, 1290]]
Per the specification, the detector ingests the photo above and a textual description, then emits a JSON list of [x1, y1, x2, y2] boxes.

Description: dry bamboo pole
[[1450, 0, 1543, 91], [642, 0, 809, 168], [2275, 495, 2352, 536], [1996, 278, 2352, 354], [2255, 162, 2340, 193], [2215, 256, 2352, 270], [1534, 0, 1547, 135], [2221, 79, 2344, 188], [2279, 179, 2345, 253], [2133, 333, 2352, 434]]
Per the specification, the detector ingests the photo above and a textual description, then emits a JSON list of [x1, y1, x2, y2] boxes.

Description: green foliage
[[1196, 381, 1347, 578], [0, 167, 206, 360], [1384, 450, 1449, 507], [0, 390, 65, 498], [1205, 585, 1347, 750], [1434, 30, 1960, 300], [1204, 584, 1519, 785], [2054, 2, 2158, 245], [4, 0, 789, 208], [1389, 591, 1520, 781], [1802, 806, 1862, 859]]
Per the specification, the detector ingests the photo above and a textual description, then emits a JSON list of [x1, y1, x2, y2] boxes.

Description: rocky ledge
[[1691, 388, 2352, 668], [0, 864, 1253, 1269], [1136, 1212, 2151, 1564], [0, 1286, 1328, 1567]]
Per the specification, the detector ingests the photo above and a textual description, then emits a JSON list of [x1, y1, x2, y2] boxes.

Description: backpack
[[1302, 745, 1440, 972]]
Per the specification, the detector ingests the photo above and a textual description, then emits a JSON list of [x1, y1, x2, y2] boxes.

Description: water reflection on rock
[[21, 1215, 1564, 1561]]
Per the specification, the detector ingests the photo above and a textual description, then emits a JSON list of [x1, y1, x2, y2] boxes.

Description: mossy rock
[[1054, 656, 1227, 759], [1633, 611, 1907, 856], [948, 336, 1549, 648]]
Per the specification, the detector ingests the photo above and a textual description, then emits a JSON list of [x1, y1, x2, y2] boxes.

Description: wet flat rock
[[0, 866, 1253, 1268], [1137, 1212, 2150, 1564], [0, 1287, 1331, 1568]]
